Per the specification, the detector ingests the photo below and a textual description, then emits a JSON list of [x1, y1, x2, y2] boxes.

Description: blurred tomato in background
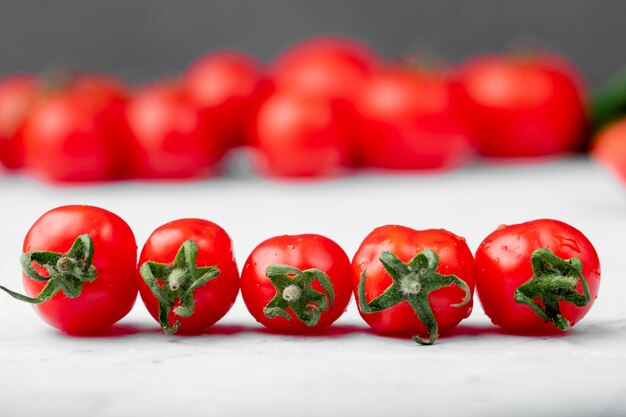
[[455, 53, 588, 158]]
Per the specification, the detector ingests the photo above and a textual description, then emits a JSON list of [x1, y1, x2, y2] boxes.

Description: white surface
[[1, 158, 625, 417]]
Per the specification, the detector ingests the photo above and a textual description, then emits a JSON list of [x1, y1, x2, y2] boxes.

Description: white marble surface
[[1, 157, 625, 417]]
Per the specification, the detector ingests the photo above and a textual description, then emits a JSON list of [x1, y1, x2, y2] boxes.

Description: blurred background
[[0, 0, 624, 86]]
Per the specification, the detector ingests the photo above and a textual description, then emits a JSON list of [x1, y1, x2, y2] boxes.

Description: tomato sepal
[[513, 248, 591, 331], [0, 234, 97, 304], [358, 249, 471, 345], [263, 264, 335, 327], [139, 240, 220, 335]]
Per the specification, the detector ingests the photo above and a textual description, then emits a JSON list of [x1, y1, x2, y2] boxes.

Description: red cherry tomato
[[240, 234, 352, 332], [271, 37, 378, 102], [20, 74, 130, 183], [591, 118, 626, 186], [475, 219, 600, 333], [125, 82, 223, 179], [352, 225, 475, 344], [0, 75, 39, 171], [455, 53, 588, 158], [251, 90, 349, 177], [183, 50, 270, 150], [355, 65, 475, 170], [0, 205, 138, 334], [138, 219, 239, 334]]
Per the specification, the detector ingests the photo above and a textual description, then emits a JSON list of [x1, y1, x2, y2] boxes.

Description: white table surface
[[1, 156, 625, 417]]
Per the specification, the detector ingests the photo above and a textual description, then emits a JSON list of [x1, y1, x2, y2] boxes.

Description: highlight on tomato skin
[[137, 218, 240, 334], [240, 234, 353, 333], [474, 219, 601, 334], [591, 117, 626, 186], [19, 205, 138, 334], [352, 225, 476, 344], [454, 52, 588, 158]]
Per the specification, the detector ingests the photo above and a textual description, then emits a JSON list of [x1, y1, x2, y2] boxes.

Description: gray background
[[0, 1, 624, 87]]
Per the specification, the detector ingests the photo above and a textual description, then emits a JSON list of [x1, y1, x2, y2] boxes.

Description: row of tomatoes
[[0, 37, 590, 182], [1, 205, 600, 344]]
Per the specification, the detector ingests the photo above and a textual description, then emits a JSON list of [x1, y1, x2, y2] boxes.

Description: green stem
[[0, 234, 97, 304], [358, 249, 471, 345], [139, 240, 220, 335], [263, 264, 335, 327], [514, 248, 591, 330]]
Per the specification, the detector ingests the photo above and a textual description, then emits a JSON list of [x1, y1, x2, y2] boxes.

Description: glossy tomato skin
[[21, 75, 130, 183], [475, 219, 601, 333], [251, 90, 349, 177], [271, 37, 378, 102], [352, 225, 475, 336], [138, 219, 239, 333], [241, 234, 352, 332], [22, 205, 138, 334], [455, 54, 588, 158], [125, 82, 223, 179], [355, 66, 475, 170], [0, 75, 39, 171], [591, 118, 626, 186], [184, 51, 271, 150]]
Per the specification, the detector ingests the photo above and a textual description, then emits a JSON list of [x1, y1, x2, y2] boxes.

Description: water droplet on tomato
[[494, 258, 500, 263], [497, 224, 507, 230], [501, 245, 508, 251]]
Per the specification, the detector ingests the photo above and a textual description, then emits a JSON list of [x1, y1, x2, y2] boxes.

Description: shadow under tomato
[[60, 323, 153, 338], [250, 324, 369, 338]]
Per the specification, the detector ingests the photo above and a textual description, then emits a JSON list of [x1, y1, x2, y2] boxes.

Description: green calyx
[[0, 234, 97, 304], [139, 240, 220, 335], [514, 248, 591, 330], [263, 264, 335, 327], [358, 249, 471, 345]]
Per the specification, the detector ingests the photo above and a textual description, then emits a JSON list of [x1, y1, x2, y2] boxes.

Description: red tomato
[[20, 74, 130, 183], [240, 234, 352, 332], [183, 50, 270, 150], [475, 219, 600, 333], [352, 225, 475, 344], [0, 205, 138, 334], [455, 53, 588, 157], [591, 118, 626, 186], [0, 75, 39, 171], [138, 219, 239, 334], [355, 65, 475, 170], [251, 90, 349, 177], [125, 82, 223, 179], [271, 37, 378, 102]]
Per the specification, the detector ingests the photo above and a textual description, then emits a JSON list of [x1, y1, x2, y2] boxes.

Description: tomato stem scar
[[358, 249, 471, 345]]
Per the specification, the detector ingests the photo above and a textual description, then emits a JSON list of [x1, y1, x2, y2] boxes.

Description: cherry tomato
[[138, 219, 239, 334], [240, 234, 352, 332], [0, 74, 39, 171], [0, 205, 138, 334], [475, 219, 600, 333], [20, 74, 130, 183], [591, 118, 626, 186], [355, 65, 475, 170], [183, 50, 270, 150], [125, 82, 224, 179], [271, 37, 378, 102], [251, 90, 349, 177], [455, 53, 588, 158], [352, 225, 475, 344]]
